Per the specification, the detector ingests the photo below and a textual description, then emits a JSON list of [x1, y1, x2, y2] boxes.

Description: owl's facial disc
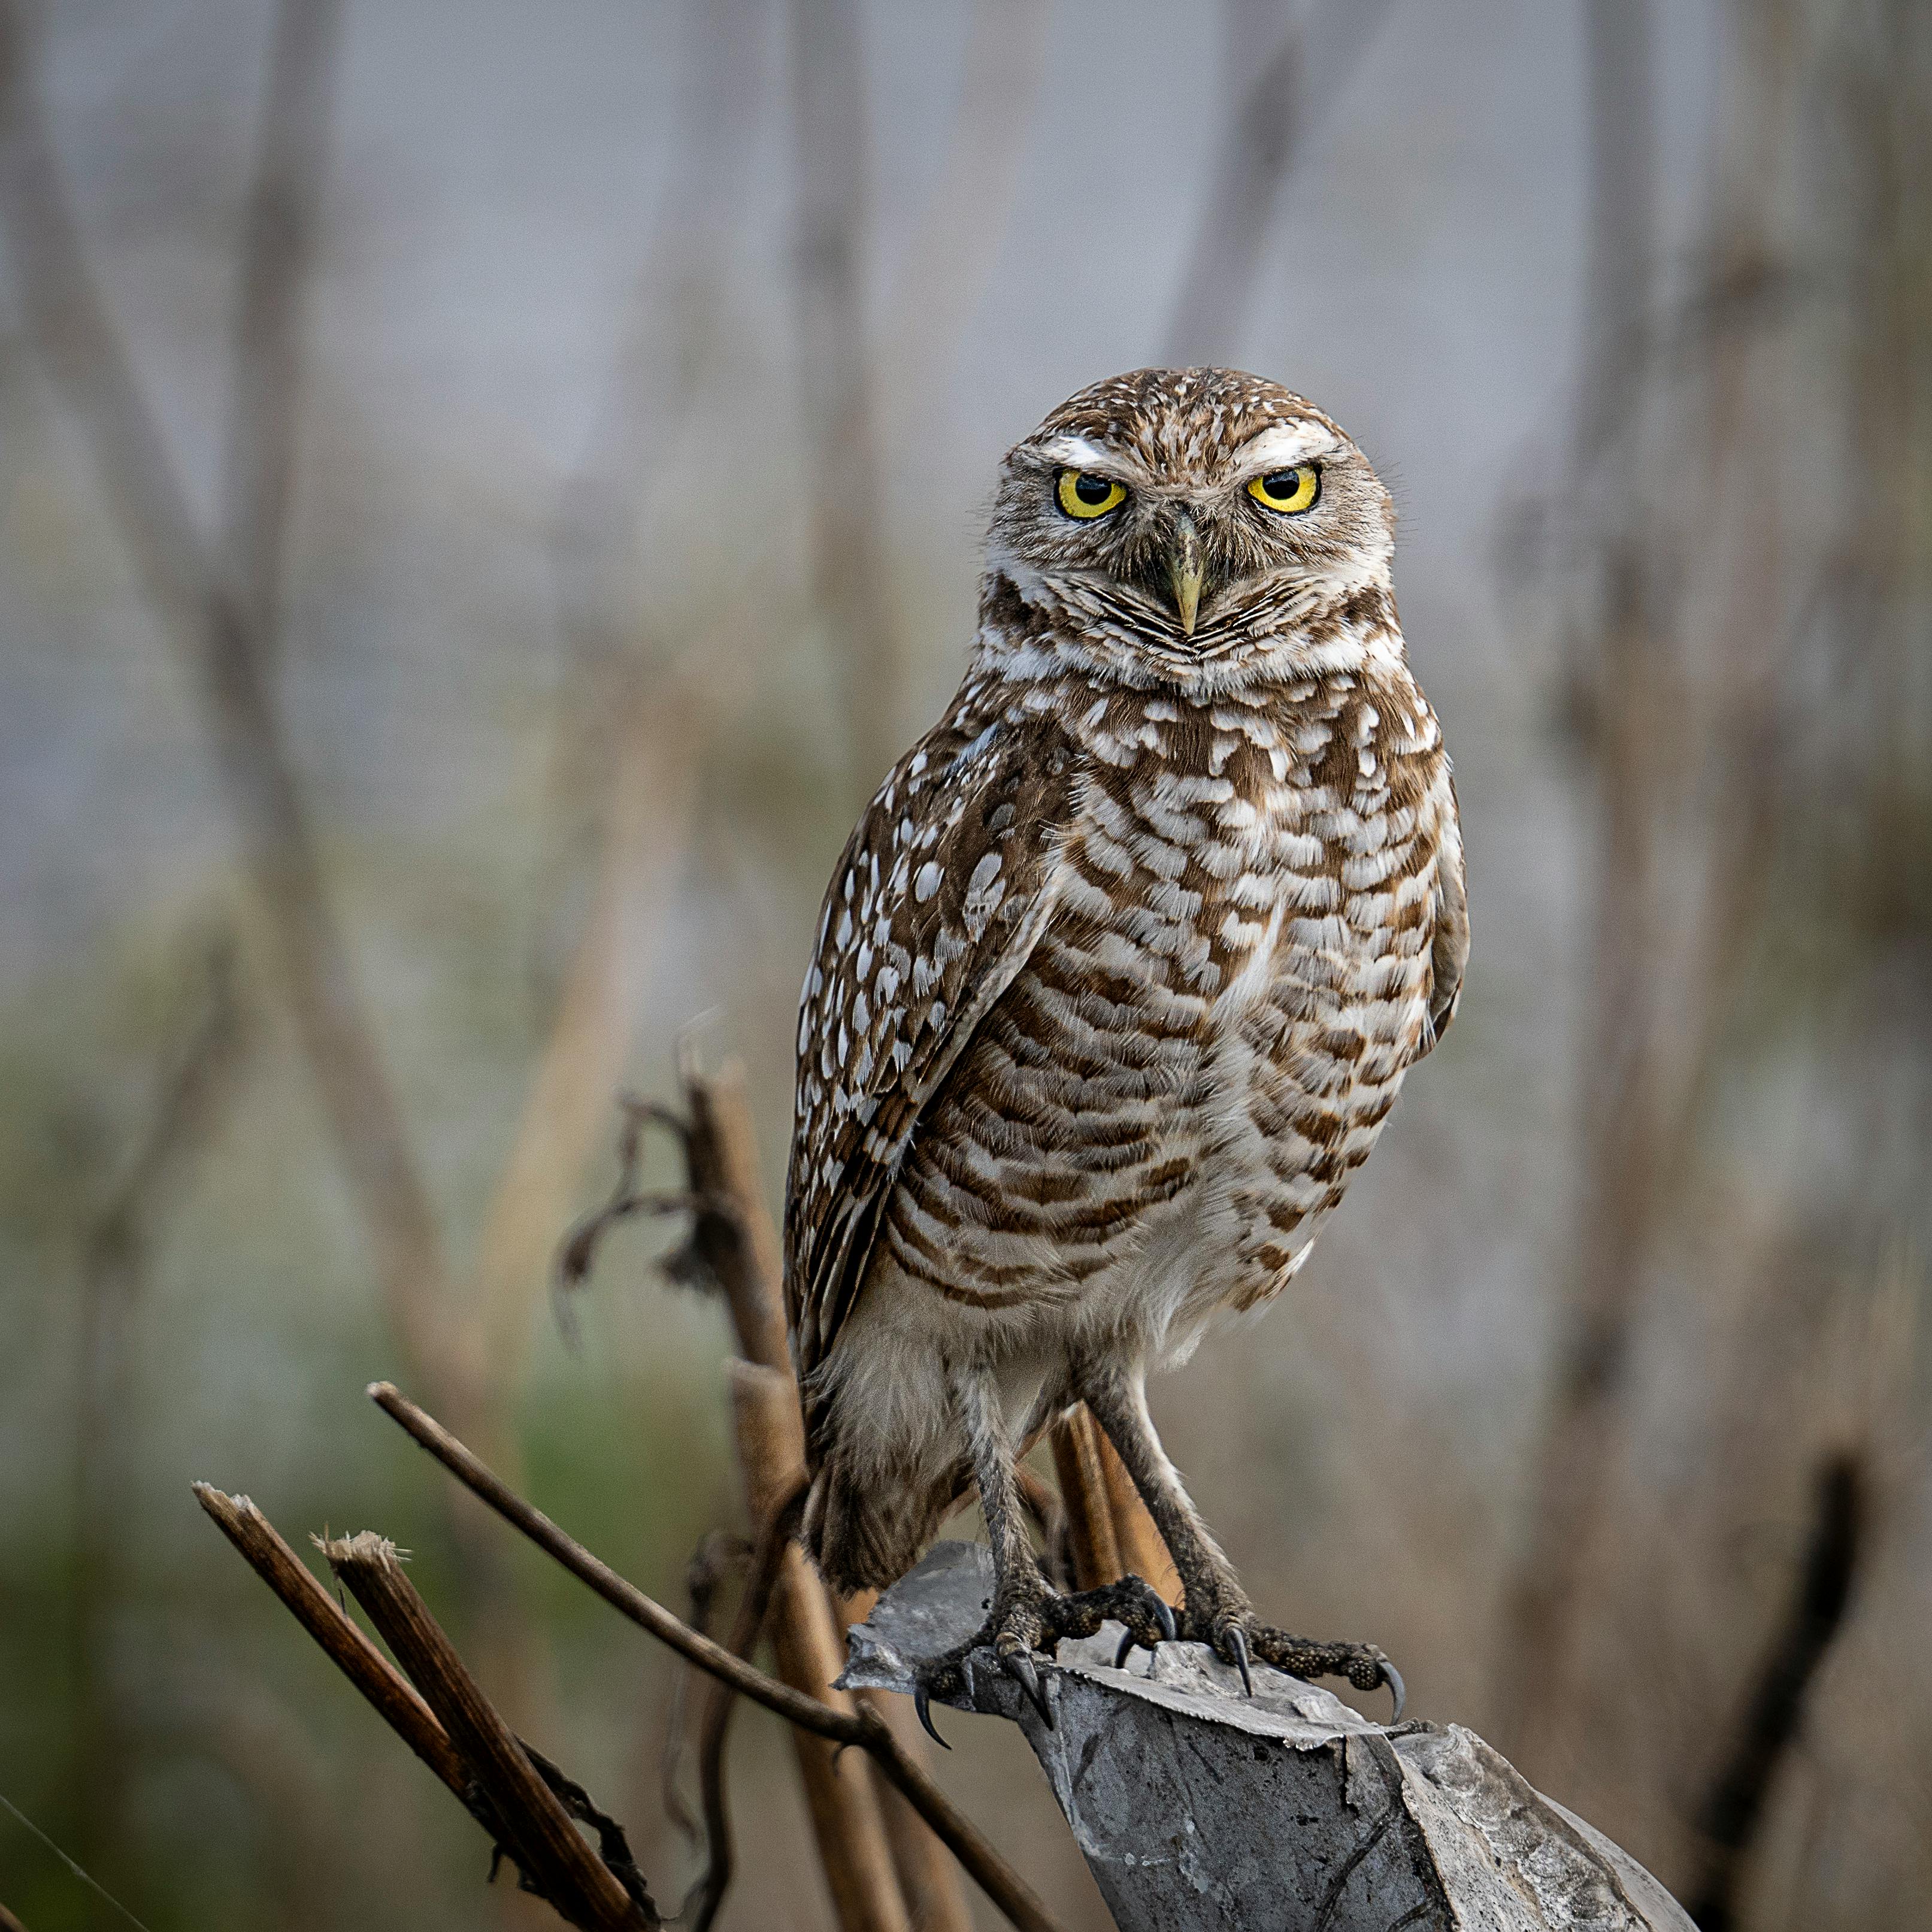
[[1018, 422, 1361, 638], [986, 374, 1395, 684]]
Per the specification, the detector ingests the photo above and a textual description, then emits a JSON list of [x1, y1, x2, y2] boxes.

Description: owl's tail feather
[[801, 1451, 967, 1598]]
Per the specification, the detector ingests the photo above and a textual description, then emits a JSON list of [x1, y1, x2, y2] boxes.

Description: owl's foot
[[1196, 1609, 1404, 1721], [1064, 1576, 1179, 1670], [907, 1574, 1176, 1745]]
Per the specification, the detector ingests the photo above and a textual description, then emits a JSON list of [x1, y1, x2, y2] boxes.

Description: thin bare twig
[[686, 1483, 806, 1932], [678, 1065, 971, 1931], [567, 1072, 920, 1932], [659, 1530, 750, 1848], [553, 1092, 719, 1313], [365, 1381, 1068, 1932], [0, 1792, 154, 1932]]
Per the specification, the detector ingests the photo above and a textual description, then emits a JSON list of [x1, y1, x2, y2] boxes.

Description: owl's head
[[984, 368, 1396, 688]]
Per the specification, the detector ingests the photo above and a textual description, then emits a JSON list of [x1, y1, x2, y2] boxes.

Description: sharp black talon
[[1001, 1649, 1053, 1728], [913, 1682, 950, 1749], [1113, 1629, 1136, 1670], [1227, 1624, 1254, 1696], [1153, 1597, 1177, 1644], [1380, 1660, 1406, 1724]]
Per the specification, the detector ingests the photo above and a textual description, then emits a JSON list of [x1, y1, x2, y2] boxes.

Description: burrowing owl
[[785, 368, 1466, 1725]]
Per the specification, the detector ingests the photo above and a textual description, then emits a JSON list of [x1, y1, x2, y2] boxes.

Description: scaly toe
[[1247, 1625, 1407, 1721], [1059, 1576, 1175, 1668]]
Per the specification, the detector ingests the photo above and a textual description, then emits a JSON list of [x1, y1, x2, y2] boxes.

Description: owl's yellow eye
[[1056, 469, 1127, 520], [1248, 464, 1321, 514]]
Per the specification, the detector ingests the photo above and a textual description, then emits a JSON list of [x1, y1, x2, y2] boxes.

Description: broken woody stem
[[193, 1485, 653, 1928], [365, 1381, 1062, 1932], [195, 1385, 1065, 1932]]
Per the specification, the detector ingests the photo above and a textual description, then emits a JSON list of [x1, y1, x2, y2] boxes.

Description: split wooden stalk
[[322, 1531, 651, 1932], [681, 1061, 967, 1932], [196, 1486, 653, 1928], [192, 1484, 468, 1797], [1049, 1407, 1181, 1606], [1049, 1407, 1121, 1589]]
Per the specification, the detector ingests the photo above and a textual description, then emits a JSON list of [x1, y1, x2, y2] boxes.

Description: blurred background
[[1, 0, 1927, 1925]]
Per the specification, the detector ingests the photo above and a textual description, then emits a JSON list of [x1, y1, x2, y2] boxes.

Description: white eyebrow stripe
[[1032, 434, 1132, 474], [1233, 422, 1339, 473]]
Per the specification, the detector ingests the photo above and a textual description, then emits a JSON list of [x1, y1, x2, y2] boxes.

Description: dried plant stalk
[[1095, 1426, 1182, 1607], [366, 1382, 1066, 1932], [192, 1485, 467, 1797], [1049, 1408, 1123, 1591], [1050, 1406, 1179, 1606], [321, 1532, 653, 1929], [198, 1486, 656, 1927], [732, 1362, 909, 1932], [685, 1063, 969, 1932]]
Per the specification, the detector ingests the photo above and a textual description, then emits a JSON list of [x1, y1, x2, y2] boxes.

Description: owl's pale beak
[[1166, 513, 1205, 637]]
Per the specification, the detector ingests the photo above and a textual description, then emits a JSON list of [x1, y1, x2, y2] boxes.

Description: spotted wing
[[1418, 764, 1468, 1056], [784, 697, 1079, 1400]]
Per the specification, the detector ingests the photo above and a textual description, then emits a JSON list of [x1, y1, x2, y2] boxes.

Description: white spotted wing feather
[[783, 691, 1079, 1403]]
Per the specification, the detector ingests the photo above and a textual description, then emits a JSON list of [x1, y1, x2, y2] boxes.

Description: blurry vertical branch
[[789, 0, 900, 791], [1162, 0, 1398, 368], [1687, 1452, 1866, 1932], [0, 0, 553, 1720], [567, 1067, 969, 1932], [0, 0, 461, 1400], [1495, 2, 1928, 1854], [72, 943, 249, 1873], [496, 0, 779, 1392], [1495, 0, 1663, 1753], [222, 0, 343, 649]]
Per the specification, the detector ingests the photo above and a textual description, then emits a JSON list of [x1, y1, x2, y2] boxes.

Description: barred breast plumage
[[784, 370, 1466, 1619]]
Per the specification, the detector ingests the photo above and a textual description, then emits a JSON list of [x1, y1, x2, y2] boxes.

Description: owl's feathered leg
[[909, 1362, 1174, 1744], [1082, 1366, 1404, 1721]]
